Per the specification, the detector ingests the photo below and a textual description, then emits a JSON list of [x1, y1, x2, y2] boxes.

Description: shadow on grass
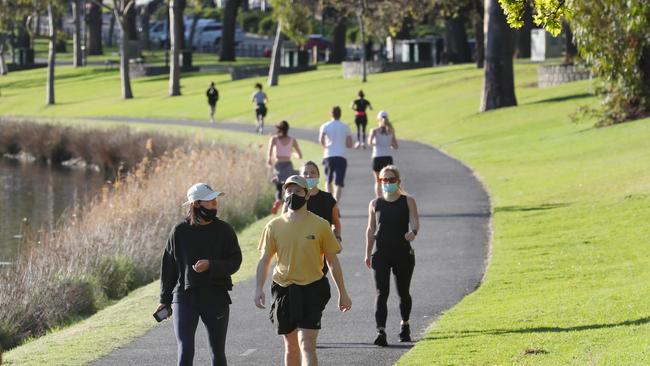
[[495, 203, 570, 213], [528, 92, 593, 105], [423, 316, 650, 341], [317, 342, 413, 350]]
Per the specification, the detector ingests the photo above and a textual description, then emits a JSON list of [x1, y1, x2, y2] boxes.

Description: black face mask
[[285, 193, 306, 210], [196, 206, 218, 222]]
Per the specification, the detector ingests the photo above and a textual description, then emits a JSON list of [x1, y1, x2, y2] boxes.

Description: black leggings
[[275, 182, 283, 201], [173, 301, 230, 366], [355, 116, 368, 142], [371, 251, 415, 329]]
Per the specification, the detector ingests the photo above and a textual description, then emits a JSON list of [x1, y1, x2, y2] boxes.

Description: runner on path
[[206, 82, 219, 123], [267, 121, 303, 214], [251, 83, 269, 134], [367, 110, 398, 197], [351, 90, 373, 149], [319, 106, 353, 203], [157, 183, 243, 365], [300, 161, 342, 275], [365, 166, 420, 347], [255, 175, 352, 366]]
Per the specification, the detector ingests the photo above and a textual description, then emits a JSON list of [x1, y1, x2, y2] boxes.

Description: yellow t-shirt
[[258, 212, 341, 287]]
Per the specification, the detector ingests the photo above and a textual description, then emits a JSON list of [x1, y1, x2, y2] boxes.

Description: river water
[[0, 159, 105, 263]]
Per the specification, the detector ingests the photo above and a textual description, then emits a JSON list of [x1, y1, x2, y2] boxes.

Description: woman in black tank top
[[365, 165, 420, 347]]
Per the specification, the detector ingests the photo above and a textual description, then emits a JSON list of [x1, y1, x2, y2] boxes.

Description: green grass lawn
[[1, 61, 649, 365]]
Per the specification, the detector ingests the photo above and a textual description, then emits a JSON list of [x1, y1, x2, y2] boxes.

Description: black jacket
[[159, 218, 242, 304]]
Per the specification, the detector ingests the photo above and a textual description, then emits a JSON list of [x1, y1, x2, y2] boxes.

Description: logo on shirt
[[305, 234, 316, 240]]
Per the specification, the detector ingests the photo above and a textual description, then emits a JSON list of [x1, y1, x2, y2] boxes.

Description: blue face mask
[[306, 178, 319, 189], [382, 183, 398, 193]]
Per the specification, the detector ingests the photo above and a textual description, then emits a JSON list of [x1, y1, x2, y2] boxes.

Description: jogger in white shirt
[[318, 106, 354, 203]]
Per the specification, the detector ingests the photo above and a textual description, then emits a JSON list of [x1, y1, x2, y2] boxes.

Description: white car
[[190, 20, 244, 51]]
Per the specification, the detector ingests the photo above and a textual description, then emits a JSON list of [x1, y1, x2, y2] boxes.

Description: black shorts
[[270, 277, 331, 335], [256, 104, 267, 118], [372, 156, 394, 173], [323, 156, 347, 187], [355, 115, 368, 127]]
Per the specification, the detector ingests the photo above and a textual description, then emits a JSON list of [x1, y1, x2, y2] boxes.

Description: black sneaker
[[373, 330, 388, 347], [399, 324, 411, 342]]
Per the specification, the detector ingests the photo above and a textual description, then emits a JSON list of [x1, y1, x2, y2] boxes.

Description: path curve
[[87, 117, 491, 366]]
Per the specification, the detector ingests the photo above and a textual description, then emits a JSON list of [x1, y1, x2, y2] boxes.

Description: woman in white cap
[[367, 110, 399, 197], [156, 183, 242, 366]]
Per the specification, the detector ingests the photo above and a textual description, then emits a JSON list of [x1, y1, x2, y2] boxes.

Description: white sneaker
[[354, 141, 361, 149]]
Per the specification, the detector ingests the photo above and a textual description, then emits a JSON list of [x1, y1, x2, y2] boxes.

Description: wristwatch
[[336, 235, 342, 242], [411, 229, 418, 236]]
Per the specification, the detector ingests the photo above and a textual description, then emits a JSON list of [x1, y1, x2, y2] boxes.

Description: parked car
[[149, 21, 168, 47], [193, 21, 244, 51]]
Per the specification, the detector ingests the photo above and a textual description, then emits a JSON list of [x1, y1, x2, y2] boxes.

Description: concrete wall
[[538, 64, 591, 87]]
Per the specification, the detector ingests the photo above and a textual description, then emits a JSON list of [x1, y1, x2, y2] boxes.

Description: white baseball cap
[[377, 110, 388, 119], [182, 183, 224, 206]]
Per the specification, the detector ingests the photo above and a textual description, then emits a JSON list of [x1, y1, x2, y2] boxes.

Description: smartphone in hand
[[153, 305, 172, 322]]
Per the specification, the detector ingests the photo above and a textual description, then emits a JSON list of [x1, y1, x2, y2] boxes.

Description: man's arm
[[254, 253, 273, 309], [346, 134, 354, 148], [324, 253, 352, 312], [319, 129, 327, 148], [332, 205, 342, 241]]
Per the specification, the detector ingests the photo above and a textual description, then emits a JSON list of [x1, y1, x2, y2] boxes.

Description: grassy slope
[[1, 62, 649, 364]]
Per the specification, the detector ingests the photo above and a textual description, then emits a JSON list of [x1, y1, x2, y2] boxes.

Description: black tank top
[[374, 195, 410, 253]]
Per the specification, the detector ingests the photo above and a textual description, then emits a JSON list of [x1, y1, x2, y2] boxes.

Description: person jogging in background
[[157, 183, 242, 366], [300, 161, 342, 275], [319, 106, 353, 203], [351, 90, 372, 149], [267, 121, 303, 214], [206, 82, 219, 123], [252, 83, 269, 134], [365, 165, 420, 347], [255, 175, 352, 366], [367, 110, 398, 197]]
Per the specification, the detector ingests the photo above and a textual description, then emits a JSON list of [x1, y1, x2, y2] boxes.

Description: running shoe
[[354, 141, 361, 149], [374, 330, 388, 347], [399, 324, 411, 342]]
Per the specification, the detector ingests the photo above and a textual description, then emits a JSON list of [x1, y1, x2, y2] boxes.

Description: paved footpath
[[88, 117, 491, 366]]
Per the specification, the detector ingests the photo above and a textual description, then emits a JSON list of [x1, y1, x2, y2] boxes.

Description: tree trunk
[[108, 12, 115, 47], [267, 20, 282, 87], [329, 18, 347, 64], [46, 3, 56, 105], [140, 5, 152, 49], [87, 0, 103, 55], [0, 40, 8, 75], [480, 0, 516, 112], [514, 1, 532, 58], [72, 0, 83, 67], [444, 16, 471, 64], [169, 0, 182, 96], [125, 5, 138, 41], [474, 3, 485, 68], [357, 12, 367, 82], [640, 44, 650, 113], [220, 0, 241, 61], [55, 16, 66, 53], [187, 13, 200, 50], [118, 15, 134, 99], [562, 22, 577, 65]]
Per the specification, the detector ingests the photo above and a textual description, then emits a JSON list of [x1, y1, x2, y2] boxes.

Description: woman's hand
[[338, 292, 352, 312], [364, 255, 371, 269], [155, 303, 171, 319], [266, 158, 273, 167], [192, 259, 210, 273], [404, 231, 416, 242], [254, 288, 266, 309]]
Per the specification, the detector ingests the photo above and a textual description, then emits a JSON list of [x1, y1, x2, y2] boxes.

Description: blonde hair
[[379, 165, 408, 195]]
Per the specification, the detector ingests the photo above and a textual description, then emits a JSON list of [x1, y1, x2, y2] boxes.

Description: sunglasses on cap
[[377, 177, 398, 183]]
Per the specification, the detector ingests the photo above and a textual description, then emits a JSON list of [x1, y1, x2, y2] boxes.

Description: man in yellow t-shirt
[[255, 175, 352, 366]]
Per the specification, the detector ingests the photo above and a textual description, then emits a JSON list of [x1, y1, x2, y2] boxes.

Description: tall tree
[[473, 0, 484, 68], [168, 0, 182, 95], [500, 0, 650, 125], [480, 0, 516, 111], [267, 20, 282, 86], [46, 1, 56, 104], [513, 1, 532, 58], [72, 0, 83, 66], [444, 14, 471, 63], [92, 0, 136, 98], [329, 16, 347, 63], [86, 0, 103, 55], [219, 0, 241, 61]]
